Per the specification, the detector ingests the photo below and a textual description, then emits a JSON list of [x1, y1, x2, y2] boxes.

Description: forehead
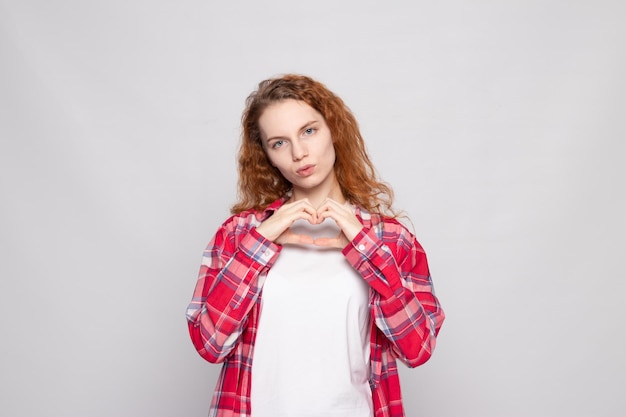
[[258, 99, 324, 136]]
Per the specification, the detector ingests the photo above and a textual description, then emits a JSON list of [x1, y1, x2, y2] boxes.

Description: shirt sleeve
[[186, 218, 280, 363], [342, 218, 445, 368]]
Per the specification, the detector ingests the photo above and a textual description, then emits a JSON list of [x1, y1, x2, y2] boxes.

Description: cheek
[[324, 140, 337, 163], [265, 152, 289, 173]]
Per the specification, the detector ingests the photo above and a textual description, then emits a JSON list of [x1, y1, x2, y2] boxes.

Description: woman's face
[[259, 99, 337, 196]]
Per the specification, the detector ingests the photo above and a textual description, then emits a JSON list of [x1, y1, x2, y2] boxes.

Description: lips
[[296, 164, 315, 176]]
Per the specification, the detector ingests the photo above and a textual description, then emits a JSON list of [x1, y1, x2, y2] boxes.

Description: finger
[[312, 237, 339, 248], [317, 208, 362, 242], [258, 204, 317, 241], [289, 233, 315, 245], [287, 199, 319, 223], [276, 229, 315, 246], [279, 199, 320, 222], [318, 198, 351, 213], [318, 198, 353, 218], [313, 235, 348, 249]]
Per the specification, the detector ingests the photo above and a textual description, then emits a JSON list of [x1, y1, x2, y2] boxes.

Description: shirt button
[[262, 250, 273, 259], [358, 244, 366, 251]]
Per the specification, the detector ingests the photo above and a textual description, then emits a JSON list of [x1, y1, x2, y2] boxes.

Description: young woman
[[186, 74, 445, 417]]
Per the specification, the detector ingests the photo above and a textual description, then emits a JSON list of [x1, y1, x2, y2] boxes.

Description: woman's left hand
[[313, 198, 363, 249]]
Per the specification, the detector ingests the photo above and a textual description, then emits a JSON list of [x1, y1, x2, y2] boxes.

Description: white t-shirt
[[250, 217, 372, 417]]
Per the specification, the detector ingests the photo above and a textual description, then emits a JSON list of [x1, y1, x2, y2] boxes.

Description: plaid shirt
[[186, 197, 445, 417]]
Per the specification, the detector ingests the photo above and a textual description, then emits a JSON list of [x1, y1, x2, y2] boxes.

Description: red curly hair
[[231, 74, 395, 215]]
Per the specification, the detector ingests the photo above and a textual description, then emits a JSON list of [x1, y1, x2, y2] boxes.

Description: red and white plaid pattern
[[187, 197, 445, 417]]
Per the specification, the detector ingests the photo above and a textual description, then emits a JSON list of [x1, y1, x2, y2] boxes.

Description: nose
[[291, 140, 308, 161]]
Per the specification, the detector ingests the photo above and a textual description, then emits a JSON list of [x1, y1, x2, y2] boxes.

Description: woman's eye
[[304, 127, 315, 135], [272, 140, 285, 149]]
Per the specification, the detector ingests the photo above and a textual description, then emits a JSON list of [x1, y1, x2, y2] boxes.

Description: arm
[[186, 218, 280, 363], [342, 218, 445, 368]]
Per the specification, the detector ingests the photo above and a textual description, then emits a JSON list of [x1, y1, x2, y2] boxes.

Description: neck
[[291, 180, 345, 208]]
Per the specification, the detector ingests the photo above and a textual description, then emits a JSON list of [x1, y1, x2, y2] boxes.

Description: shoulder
[[220, 197, 286, 233], [355, 206, 409, 234], [220, 210, 259, 233], [357, 207, 425, 254]]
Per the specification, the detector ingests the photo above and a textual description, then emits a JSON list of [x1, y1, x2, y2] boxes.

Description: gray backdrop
[[1, 1, 624, 416]]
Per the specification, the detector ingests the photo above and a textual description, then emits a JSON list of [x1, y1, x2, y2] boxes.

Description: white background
[[1, 1, 625, 416]]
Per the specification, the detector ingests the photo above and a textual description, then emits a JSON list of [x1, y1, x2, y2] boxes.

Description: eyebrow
[[265, 120, 319, 143]]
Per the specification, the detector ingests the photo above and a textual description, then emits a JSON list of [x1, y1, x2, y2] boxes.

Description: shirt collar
[[255, 195, 289, 221]]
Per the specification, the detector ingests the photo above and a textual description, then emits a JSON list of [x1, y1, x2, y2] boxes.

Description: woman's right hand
[[255, 198, 320, 245]]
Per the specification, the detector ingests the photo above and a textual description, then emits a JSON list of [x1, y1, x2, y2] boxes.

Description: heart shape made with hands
[[283, 217, 345, 249]]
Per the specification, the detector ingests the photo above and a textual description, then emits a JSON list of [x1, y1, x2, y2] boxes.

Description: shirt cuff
[[239, 227, 281, 266], [342, 227, 378, 259]]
